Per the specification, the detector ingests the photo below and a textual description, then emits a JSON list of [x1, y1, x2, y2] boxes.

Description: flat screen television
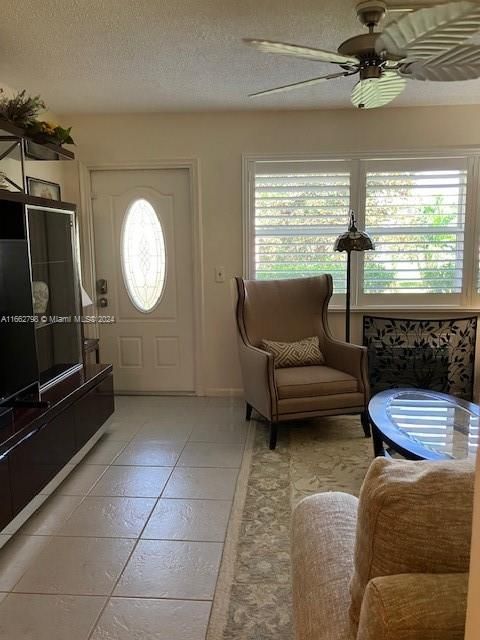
[[0, 203, 39, 405]]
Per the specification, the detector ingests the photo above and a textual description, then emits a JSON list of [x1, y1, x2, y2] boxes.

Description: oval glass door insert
[[121, 198, 166, 312]]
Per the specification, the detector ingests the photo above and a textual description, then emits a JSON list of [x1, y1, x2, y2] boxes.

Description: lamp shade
[[334, 211, 374, 253]]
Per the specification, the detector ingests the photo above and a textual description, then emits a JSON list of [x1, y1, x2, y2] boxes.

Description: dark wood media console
[[0, 364, 114, 532]]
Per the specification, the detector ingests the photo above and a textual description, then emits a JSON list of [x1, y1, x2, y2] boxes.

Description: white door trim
[[78, 159, 205, 396]]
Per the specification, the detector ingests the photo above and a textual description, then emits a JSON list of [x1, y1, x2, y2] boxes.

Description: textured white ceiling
[[1, 0, 480, 112]]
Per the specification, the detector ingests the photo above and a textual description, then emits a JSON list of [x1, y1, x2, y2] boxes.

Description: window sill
[[328, 305, 480, 314]]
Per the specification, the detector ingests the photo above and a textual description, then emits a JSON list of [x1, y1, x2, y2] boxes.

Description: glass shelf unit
[[0, 119, 74, 199], [27, 205, 82, 389]]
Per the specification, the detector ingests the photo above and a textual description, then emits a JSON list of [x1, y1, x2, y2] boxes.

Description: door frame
[[77, 159, 205, 396]]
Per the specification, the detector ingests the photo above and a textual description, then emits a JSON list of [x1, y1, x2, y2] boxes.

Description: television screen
[[0, 239, 39, 404]]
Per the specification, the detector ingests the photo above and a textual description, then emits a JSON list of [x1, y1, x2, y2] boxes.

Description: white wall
[[62, 105, 480, 394]]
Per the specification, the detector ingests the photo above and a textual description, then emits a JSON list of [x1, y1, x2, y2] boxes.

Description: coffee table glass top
[[386, 391, 479, 459]]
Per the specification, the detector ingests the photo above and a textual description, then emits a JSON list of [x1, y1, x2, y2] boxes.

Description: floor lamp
[[334, 211, 374, 343]]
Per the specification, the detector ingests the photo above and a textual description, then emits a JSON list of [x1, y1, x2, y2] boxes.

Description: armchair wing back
[[236, 274, 333, 347], [235, 275, 370, 449]]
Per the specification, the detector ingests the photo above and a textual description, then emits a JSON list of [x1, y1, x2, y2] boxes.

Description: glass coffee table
[[368, 389, 479, 460]]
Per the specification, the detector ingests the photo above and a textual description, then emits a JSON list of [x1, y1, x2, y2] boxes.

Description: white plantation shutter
[[247, 155, 479, 307], [253, 163, 351, 294], [363, 162, 468, 296]]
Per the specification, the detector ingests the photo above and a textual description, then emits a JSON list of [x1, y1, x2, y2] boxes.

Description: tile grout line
[[2, 419, 144, 603], [8, 590, 218, 602], [84, 422, 194, 640], [203, 419, 252, 638], [0, 399, 246, 639]]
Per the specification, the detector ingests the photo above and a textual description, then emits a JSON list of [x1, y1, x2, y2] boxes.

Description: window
[[363, 161, 467, 298], [246, 155, 479, 308], [251, 162, 351, 294], [121, 198, 166, 313]]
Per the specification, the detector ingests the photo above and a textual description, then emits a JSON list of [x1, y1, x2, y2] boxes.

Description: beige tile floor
[[0, 396, 247, 640]]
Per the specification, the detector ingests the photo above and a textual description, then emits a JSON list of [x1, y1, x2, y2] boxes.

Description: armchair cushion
[[349, 457, 475, 627], [356, 573, 468, 640], [276, 366, 358, 399]]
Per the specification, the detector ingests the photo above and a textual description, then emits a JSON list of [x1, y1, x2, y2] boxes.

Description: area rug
[[206, 414, 373, 640]]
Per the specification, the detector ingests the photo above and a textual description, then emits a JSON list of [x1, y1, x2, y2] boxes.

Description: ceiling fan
[[244, 0, 480, 108]]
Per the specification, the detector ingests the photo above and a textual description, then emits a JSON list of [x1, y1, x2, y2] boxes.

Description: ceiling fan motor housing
[[359, 65, 382, 80], [338, 33, 381, 59]]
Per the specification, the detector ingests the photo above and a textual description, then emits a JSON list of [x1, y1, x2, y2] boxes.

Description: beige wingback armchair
[[235, 275, 370, 448]]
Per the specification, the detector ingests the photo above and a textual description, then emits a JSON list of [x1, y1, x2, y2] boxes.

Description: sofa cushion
[[261, 336, 325, 369], [349, 457, 475, 628], [276, 365, 358, 399], [357, 573, 468, 640], [292, 492, 358, 640]]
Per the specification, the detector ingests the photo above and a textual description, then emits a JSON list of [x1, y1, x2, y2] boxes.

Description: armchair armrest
[[321, 336, 369, 396], [357, 573, 468, 640], [237, 339, 276, 421]]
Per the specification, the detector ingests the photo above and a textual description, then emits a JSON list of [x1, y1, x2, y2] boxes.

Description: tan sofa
[[235, 275, 370, 448], [292, 457, 475, 640]]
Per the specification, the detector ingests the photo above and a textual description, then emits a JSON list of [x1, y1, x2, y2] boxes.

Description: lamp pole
[[333, 211, 374, 344], [346, 250, 352, 343]]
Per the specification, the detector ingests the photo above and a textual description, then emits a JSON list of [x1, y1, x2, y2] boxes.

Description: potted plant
[[26, 121, 75, 146], [0, 89, 45, 128]]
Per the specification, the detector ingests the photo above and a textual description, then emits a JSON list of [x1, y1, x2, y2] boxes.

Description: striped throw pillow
[[261, 336, 325, 369]]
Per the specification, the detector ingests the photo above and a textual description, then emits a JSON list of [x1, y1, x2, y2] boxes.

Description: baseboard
[[114, 391, 196, 397], [205, 388, 244, 398]]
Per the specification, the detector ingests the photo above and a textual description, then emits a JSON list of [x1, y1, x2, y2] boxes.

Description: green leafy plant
[[0, 89, 45, 128], [27, 120, 75, 145]]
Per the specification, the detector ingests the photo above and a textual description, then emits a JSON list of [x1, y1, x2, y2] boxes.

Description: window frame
[[243, 151, 480, 311]]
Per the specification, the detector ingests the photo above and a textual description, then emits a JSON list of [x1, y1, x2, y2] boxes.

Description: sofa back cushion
[[349, 457, 475, 627]]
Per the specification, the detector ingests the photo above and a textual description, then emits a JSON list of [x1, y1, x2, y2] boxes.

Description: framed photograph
[[26, 177, 61, 201]]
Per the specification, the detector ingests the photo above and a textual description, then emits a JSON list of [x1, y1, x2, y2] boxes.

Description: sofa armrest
[[357, 573, 468, 640], [321, 337, 369, 396], [292, 492, 358, 640], [237, 339, 276, 420]]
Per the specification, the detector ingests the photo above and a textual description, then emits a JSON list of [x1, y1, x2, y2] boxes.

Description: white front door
[[91, 168, 195, 394]]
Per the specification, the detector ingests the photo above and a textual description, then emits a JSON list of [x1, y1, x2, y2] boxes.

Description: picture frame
[[26, 177, 61, 201], [24, 138, 58, 161]]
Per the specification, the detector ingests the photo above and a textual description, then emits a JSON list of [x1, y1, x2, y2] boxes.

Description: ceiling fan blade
[[244, 39, 359, 66], [249, 71, 355, 97], [375, 1, 480, 61], [351, 71, 406, 109], [401, 44, 480, 80]]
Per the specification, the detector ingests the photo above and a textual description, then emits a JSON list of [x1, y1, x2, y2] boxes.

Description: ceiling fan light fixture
[[352, 77, 379, 109], [351, 71, 406, 109]]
